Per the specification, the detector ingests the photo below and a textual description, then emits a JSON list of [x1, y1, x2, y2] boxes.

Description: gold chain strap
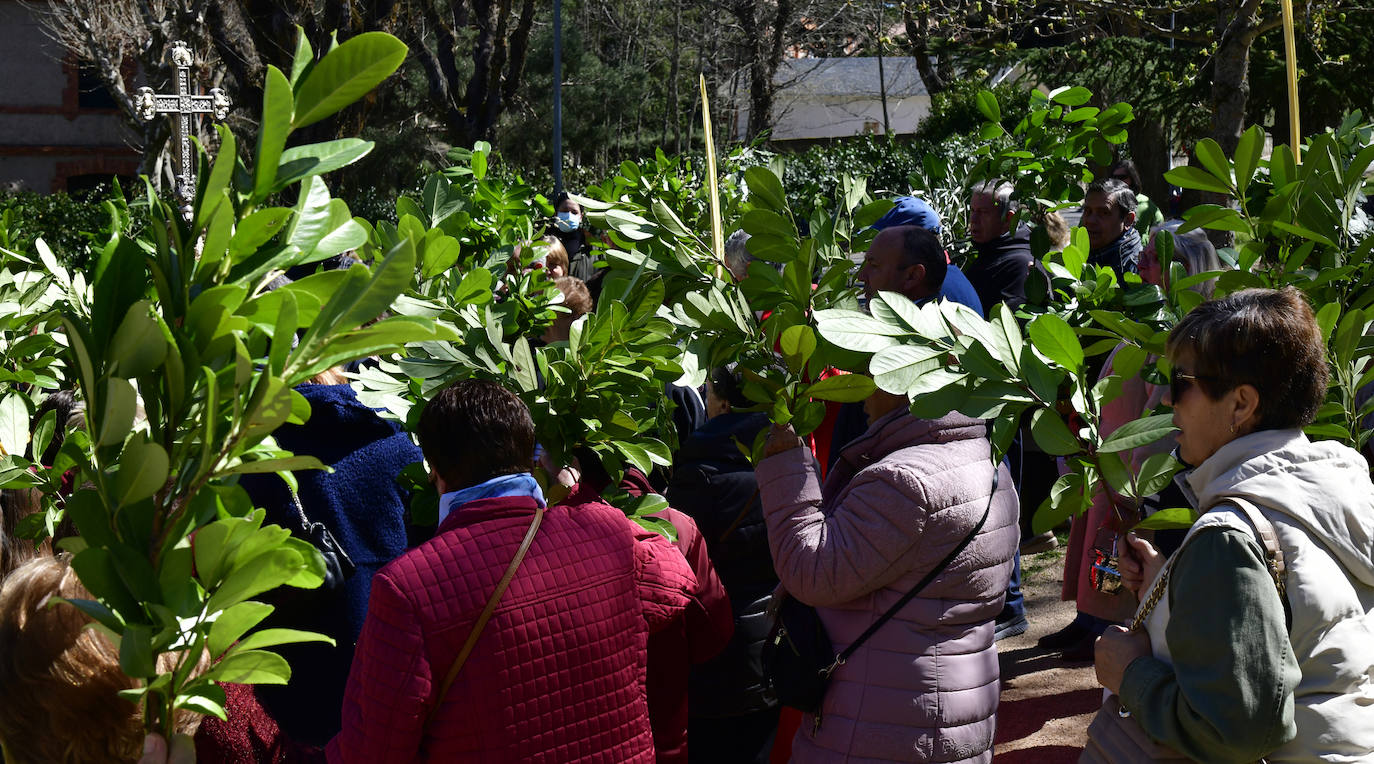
[[1128, 561, 1173, 632]]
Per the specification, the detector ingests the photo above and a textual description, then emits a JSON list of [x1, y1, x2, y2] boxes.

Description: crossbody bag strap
[[1223, 496, 1291, 631], [424, 504, 545, 727], [823, 467, 1001, 677], [1129, 497, 1291, 633]]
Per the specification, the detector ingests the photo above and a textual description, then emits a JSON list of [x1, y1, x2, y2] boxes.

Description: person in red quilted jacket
[[328, 379, 697, 763]]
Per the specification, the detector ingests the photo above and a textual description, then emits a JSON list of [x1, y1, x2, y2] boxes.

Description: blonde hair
[[0, 556, 201, 762], [542, 235, 570, 276]]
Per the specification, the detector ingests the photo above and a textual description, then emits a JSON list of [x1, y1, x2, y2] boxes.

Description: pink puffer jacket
[[756, 410, 1019, 763]]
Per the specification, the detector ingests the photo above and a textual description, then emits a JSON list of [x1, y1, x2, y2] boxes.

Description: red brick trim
[[52, 157, 140, 193]]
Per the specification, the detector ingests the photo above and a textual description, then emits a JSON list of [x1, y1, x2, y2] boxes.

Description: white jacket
[[1162, 429, 1374, 763]]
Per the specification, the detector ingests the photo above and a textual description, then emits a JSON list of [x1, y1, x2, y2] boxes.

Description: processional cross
[[134, 42, 230, 222]]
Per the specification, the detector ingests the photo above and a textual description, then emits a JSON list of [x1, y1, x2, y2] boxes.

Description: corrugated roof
[[776, 57, 929, 99]]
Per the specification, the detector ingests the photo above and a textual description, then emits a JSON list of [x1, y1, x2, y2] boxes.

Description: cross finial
[[135, 41, 231, 222]]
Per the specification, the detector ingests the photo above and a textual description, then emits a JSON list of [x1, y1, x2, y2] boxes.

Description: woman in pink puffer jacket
[[758, 394, 1019, 763]]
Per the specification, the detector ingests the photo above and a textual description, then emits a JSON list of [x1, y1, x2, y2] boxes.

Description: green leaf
[[975, 89, 1001, 122], [1135, 452, 1180, 498], [274, 139, 375, 192], [292, 32, 408, 129], [1027, 314, 1084, 370], [1030, 407, 1080, 455], [739, 209, 797, 240], [1233, 125, 1263, 197], [791, 400, 827, 437], [228, 627, 334, 654], [230, 208, 293, 261], [0, 393, 29, 458], [223, 455, 329, 475], [206, 548, 309, 613], [1099, 413, 1177, 453], [97, 377, 137, 447], [779, 325, 817, 371], [1097, 451, 1133, 494], [869, 344, 946, 393], [109, 299, 167, 379], [118, 624, 156, 678], [254, 65, 294, 199], [114, 438, 169, 505], [1315, 302, 1340, 345], [206, 648, 293, 685], [1164, 165, 1232, 196], [1133, 506, 1199, 531], [1193, 139, 1234, 189], [1032, 471, 1085, 535], [804, 373, 876, 403], [1048, 86, 1092, 106], [744, 166, 787, 212], [288, 26, 315, 89]]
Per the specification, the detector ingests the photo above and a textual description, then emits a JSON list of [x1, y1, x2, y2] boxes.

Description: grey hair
[[1086, 178, 1137, 219], [724, 229, 753, 280], [1151, 220, 1225, 299], [972, 179, 1016, 215]]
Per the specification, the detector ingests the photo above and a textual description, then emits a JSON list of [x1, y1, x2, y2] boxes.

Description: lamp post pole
[[553, 0, 564, 195]]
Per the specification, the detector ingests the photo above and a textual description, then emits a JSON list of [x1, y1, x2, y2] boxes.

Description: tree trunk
[[668, 0, 682, 153], [903, 6, 946, 96], [1204, 0, 1264, 247]]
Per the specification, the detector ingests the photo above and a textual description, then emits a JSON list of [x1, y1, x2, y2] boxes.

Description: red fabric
[[195, 683, 323, 763], [326, 495, 696, 763], [619, 470, 735, 762]]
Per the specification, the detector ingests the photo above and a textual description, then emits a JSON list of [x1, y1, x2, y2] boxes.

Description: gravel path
[[993, 541, 1102, 761]]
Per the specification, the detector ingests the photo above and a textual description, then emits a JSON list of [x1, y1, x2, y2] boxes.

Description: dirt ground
[[993, 541, 1102, 762]]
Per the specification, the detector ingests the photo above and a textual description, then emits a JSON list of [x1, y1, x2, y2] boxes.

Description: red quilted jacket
[[326, 495, 697, 763]]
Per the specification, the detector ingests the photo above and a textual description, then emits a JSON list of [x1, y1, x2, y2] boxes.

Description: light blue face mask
[[555, 211, 582, 232]]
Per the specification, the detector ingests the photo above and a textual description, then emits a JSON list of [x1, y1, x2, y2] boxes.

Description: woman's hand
[[139, 734, 195, 764], [1118, 532, 1164, 597], [1094, 625, 1153, 695], [763, 423, 804, 458]]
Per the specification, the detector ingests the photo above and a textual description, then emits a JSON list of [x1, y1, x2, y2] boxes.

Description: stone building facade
[[0, 0, 140, 193]]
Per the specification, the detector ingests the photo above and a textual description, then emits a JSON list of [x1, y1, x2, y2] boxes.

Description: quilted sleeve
[[327, 571, 434, 763], [756, 445, 929, 606], [634, 529, 697, 634], [678, 517, 735, 664]]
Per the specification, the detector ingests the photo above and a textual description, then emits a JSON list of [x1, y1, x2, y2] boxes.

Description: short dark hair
[[708, 364, 751, 409], [416, 379, 536, 489], [1086, 178, 1137, 220], [553, 276, 593, 318], [892, 225, 947, 293], [1110, 159, 1142, 192], [1166, 287, 1329, 431]]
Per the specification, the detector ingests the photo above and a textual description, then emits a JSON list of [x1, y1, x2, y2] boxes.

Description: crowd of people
[[0, 171, 1372, 764]]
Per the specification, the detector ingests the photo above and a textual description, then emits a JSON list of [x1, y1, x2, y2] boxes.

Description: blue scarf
[[437, 472, 546, 526]]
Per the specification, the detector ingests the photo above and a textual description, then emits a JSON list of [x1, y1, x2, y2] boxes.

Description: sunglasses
[[1169, 369, 1213, 401]]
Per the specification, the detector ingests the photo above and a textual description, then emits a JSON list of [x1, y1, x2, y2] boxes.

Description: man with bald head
[[857, 225, 947, 304]]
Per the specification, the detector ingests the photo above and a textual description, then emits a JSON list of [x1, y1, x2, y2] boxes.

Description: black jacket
[[665, 411, 778, 717], [966, 226, 1036, 318]]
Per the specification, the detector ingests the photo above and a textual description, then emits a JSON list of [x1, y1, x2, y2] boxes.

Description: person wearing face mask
[[549, 192, 597, 282]]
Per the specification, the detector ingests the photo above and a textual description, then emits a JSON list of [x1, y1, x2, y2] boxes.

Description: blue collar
[[438, 472, 546, 526]]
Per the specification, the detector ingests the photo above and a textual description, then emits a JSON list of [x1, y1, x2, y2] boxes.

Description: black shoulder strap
[[825, 467, 1001, 676]]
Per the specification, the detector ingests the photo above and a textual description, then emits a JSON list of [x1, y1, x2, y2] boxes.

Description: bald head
[[858, 226, 946, 302]]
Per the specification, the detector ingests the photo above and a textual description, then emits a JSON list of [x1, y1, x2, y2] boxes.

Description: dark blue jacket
[[240, 383, 423, 745]]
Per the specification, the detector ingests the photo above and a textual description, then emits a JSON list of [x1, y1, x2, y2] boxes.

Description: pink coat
[[757, 411, 1019, 763], [327, 495, 696, 763]]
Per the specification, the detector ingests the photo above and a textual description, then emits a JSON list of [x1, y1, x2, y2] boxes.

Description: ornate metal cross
[[134, 41, 230, 222]]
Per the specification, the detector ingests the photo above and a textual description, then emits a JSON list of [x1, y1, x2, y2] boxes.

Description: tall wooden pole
[[700, 74, 725, 278], [1280, 0, 1301, 161]]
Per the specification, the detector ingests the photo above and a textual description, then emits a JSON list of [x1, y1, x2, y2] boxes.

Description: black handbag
[[288, 493, 355, 591], [763, 469, 1000, 721]]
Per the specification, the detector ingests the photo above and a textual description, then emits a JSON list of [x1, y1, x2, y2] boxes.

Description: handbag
[[763, 469, 1000, 722], [288, 493, 355, 592], [1080, 497, 1288, 763]]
